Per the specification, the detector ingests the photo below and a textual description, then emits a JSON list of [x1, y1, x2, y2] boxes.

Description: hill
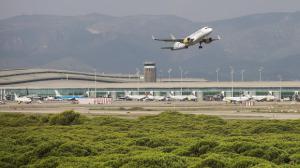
[[0, 12, 300, 80]]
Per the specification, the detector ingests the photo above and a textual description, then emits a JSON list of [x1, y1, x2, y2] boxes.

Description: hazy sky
[[1, 0, 300, 21]]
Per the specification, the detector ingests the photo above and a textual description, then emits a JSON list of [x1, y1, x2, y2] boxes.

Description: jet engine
[[203, 38, 213, 44], [183, 37, 193, 44]]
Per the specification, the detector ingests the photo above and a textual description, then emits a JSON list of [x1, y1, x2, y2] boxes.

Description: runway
[[1, 101, 300, 120]]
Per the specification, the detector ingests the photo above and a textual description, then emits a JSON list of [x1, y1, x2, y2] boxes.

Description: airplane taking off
[[152, 27, 221, 50]]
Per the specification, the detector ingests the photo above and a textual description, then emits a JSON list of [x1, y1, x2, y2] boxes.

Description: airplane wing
[[160, 47, 174, 50], [152, 35, 184, 43]]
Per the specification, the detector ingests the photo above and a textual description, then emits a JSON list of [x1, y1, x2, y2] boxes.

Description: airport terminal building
[[1, 69, 300, 101]]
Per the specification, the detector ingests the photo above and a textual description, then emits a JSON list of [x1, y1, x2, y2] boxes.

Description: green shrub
[[0, 113, 44, 126], [245, 148, 266, 158], [230, 142, 258, 154], [134, 137, 176, 148], [186, 140, 219, 156], [232, 157, 261, 168], [34, 141, 61, 158], [120, 152, 187, 168], [32, 156, 60, 168], [194, 154, 226, 168], [56, 142, 93, 157], [49, 110, 80, 125], [251, 123, 293, 134], [0, 152, 17, 168], [290, 153, 300, 164]]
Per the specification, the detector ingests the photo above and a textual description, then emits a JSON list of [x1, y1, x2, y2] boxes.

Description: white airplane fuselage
[[126, 95, 146, 101], [14, 94, 32, 104], [172, 27, 213, 50], [223, 96, 250, 103]]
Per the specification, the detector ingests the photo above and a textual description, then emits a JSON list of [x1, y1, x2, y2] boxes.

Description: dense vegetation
[[0, 110, 300, 168]]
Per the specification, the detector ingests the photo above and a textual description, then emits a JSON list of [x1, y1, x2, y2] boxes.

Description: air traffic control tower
[[144, 62, 156, 82]]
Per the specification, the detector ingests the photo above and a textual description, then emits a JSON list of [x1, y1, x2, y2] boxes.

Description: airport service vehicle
[[14, 93, 32, 104], [54, 90, 85, 100], [152, 27, 220, 50]]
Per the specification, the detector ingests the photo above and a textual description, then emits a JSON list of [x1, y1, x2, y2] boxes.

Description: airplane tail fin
[[54, 90, 62, 97], [149, 91, 154, 96], [170, 34, 176, 40], [152, 35, 156, 40], [125, 91, 131, 96], [221, 91, 225, 96], [192, 91, 196, 96]]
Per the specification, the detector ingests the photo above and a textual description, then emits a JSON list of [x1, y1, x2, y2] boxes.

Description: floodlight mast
[[179, 67, 183, 95], [168, 68, 172, 82], [241, 69, 245, 82], [230, 66, 234, 97], [259, 66, 264, 82], [216, 68, 220, 82], [136, 68, 140, 94], [94, 69, 97, 98]]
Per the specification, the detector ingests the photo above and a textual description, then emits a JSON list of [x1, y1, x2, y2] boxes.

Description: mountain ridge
[[0, 12, 300, 80]]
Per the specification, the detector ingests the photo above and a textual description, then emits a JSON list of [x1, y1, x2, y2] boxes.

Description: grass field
[[0, 110, 300, 168]]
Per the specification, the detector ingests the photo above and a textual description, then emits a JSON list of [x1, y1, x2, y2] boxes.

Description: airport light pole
[[259, 66, 264, 82], [230, 66, 234, 97], [278, 75, 282, 101], [216, 68, 220, 82], [184, 71, 189, 79], [136, 68, 140, 94], [94, 69, 97, 98], [159, 69, 163, 82], [241, 69, 245, 82], [168, 68, 172, 82], [179, 67, 183, 95]]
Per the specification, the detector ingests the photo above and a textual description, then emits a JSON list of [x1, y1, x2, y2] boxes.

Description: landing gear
[[199, 42, 203, 49]]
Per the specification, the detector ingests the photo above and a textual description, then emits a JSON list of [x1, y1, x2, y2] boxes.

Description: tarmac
[[1, 101, 300, 120]]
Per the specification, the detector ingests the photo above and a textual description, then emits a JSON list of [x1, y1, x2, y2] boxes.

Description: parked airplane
[[54, 90, 85, 100], [187, 91, 198, 101], [124, 91, 147, 101], [145, 91, 166, 101], [251, 95, 276, 102], [14, 93, 32, 104], [251, 91, 277, 102], [152, 26, 221, 50], [223, 96, 251, 103], [168, 92, 188, 101], [44, 96, 56, 101], [221, 92, 251, 103]]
